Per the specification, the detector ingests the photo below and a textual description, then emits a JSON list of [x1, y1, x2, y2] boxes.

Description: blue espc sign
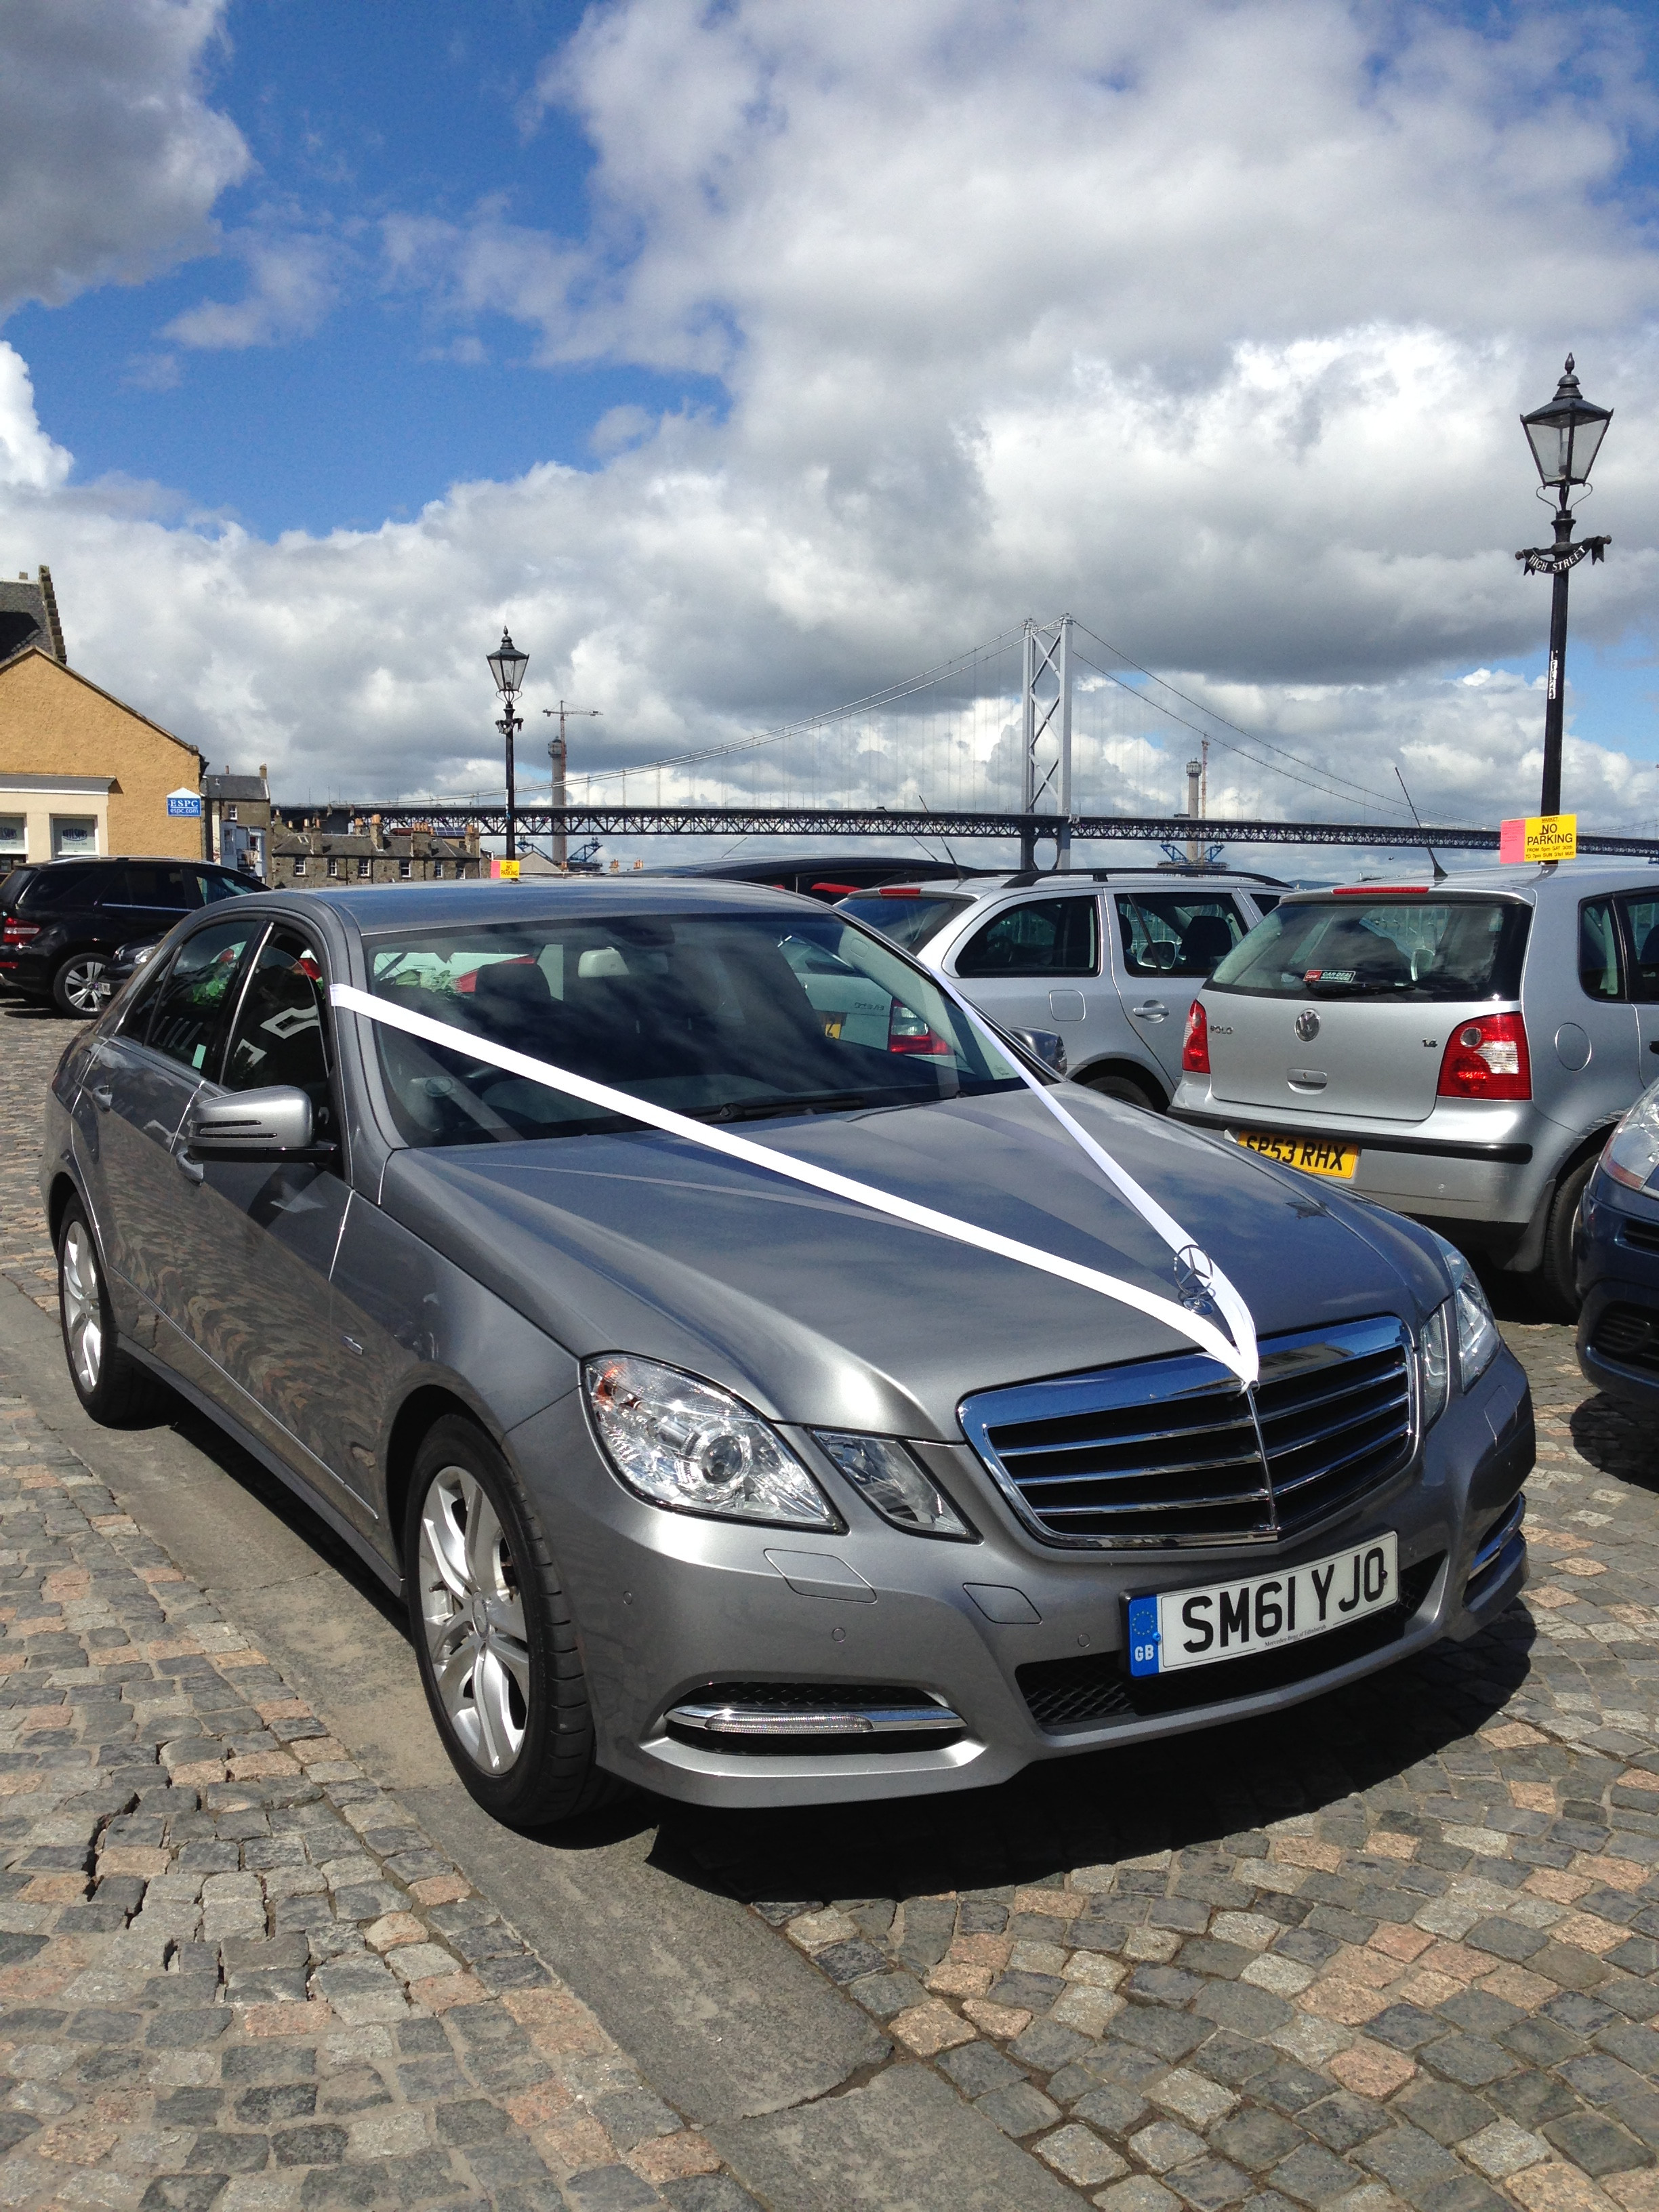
[[166, 792, 203, 818]]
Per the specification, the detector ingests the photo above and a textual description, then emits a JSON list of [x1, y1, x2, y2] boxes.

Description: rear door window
[[1115, 894, 1245, 979], [1211, 896, 1528, 1001], [1580, 899, 1623, 1001], [1616, 895, 1659, 1001], [141, 918, 265, 1077], [115, 864, 202, 914], [956, 897, 1099, 977]]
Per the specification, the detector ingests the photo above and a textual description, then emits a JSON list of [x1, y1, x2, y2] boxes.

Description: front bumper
[[1574, 1170, 1659, 1410], [506, 1348, 1534, 1808]]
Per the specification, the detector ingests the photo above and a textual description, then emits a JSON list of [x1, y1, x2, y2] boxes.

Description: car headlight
[[1420, 1302, 1450, 1429], [813, 1432, 975, 1539], [1423, 1231, 1500, 1392], [1604, 1084, 1659, 1191], [584, 1355, 836, 1528]]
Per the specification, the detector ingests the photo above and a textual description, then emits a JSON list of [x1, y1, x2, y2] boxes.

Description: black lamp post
[[487, 628, 529, 862], [1517, 357, 1612, 817]]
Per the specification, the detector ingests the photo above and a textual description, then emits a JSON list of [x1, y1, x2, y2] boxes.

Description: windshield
[[835, 892, 968, 951], [362, 907, 1023, 1148], [1210, 896, 1530, 1002]]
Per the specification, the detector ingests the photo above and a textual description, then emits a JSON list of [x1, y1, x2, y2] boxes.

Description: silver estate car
[[1172, 862, 1659, 1317], [43, 881, 1531, 1826], [836, 870, 1285, 1110]]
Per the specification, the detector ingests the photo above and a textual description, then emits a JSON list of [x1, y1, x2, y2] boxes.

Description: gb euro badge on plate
[[1126, 1532, 1399, 1677]]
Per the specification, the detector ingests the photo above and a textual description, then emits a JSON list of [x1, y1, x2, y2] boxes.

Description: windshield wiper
[[692, 1090, 873, 1124]]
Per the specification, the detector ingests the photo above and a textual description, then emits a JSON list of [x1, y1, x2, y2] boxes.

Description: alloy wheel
[[417, 1467, 531, 1773], [59, 959, 107, 1015], [60, 1221, 104, 1394]]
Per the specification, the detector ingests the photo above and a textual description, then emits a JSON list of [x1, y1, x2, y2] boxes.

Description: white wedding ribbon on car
[[331, 981, 1260, 1388]]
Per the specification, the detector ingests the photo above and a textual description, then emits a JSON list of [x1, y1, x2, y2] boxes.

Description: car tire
[[1084, 1069, 1163, 1112], [1536, 1153, 1599, 1324], [52, 954, 108, 1017], [405, 1416, 620, 1828], [56, 1200, 170, 1425]]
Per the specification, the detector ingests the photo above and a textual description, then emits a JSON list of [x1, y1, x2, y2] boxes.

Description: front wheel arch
[[384, 1382, 501, 1570]]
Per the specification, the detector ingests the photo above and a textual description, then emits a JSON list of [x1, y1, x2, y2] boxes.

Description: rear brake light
[[1181, 999, 1210, 1074], [1, 920, 40, 946], [813, 883, 861, 896], [888, 997, 951, 1056], [1437, 1011, 1530, 1100], [1334, 886, 1429, 896], [878, 886, 923, 898]]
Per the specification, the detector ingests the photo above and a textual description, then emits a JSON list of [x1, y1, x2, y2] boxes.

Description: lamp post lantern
[[1517, 357, 1612, 818], [487, 628, 529, 863]]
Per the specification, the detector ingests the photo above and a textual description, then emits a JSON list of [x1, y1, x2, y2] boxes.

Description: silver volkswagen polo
[[42, 882, 1532, 1826]]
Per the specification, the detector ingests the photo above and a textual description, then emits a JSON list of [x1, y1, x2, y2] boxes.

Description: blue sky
[[1, 0, 1656, 836], [10, 1, 724, 535]]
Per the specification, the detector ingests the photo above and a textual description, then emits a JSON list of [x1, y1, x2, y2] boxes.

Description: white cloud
[[3, 0, 1659, 852], [0, 0, 248, 317], [0, 344, 71, 492], [163, 226, 341, 351]]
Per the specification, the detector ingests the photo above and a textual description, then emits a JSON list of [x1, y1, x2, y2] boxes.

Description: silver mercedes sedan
[[42, 881, 1532, 1826]]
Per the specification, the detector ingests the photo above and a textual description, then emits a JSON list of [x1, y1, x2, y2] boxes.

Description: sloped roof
[[0, 644, 203, 761], [205, 773, 268, 802]]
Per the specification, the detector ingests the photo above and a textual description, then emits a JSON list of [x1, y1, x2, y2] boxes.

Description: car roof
[[842, 869, 1286, 901], [20, 854, 239, 869], [248, 877, 824, 932], [1272, 859, 1659, 901]]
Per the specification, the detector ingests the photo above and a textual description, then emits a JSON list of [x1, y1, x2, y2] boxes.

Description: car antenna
[[914, 792, 961, 877], [1394, 767, 1447, 884]]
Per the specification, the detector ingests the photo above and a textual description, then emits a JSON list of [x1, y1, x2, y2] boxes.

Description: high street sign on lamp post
[[487, 627, 529, 864], [1517, 357, 1612, 819]]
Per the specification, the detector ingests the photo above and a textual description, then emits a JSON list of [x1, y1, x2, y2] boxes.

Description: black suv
[[0, 857, 257, 1014]]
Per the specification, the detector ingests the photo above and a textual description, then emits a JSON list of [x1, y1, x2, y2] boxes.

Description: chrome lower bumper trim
[[668, 1700, 964, 1738], [1465, 1492, 1525, 1601]]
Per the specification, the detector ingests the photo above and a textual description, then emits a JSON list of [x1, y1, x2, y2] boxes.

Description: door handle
[[173, 1147, 205, 1184], [1130, 1002, 1169, 1021], [89, 1084, 113, 1111]]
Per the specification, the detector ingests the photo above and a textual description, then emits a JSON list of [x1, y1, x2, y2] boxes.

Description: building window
[[293, 859, 308, 878], [357, 857, 371, 878], [0, 815, 24, 859], [398, 858, 412, 878], [432, 861, 444, 879], [51, 816, 98, 857], [224, 804, 238, 823], [327, 857, 339, 878]]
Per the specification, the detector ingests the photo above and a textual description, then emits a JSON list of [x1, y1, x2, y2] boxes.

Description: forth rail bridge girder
[[270, 802, 1659, 861]]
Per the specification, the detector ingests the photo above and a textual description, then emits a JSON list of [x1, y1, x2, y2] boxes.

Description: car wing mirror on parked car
[[186, 1086, 332, 1162], [998, 1025, 1068, 1078]]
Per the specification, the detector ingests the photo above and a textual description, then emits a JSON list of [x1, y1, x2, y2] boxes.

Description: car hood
[[375, 1084, 1448, 1439]]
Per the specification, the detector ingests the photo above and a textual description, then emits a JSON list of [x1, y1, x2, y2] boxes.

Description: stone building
[[270, 816, 481, 888], [1, 569, 205, 874], [204, 767, 272, 878]]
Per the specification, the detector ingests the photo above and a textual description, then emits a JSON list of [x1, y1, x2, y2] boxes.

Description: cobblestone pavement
[[1, 1006, 758, 2209], [663, 1326, 1659, 2212], [0, 1007, 63, 1315], [6, 1000, 1659, 2212]]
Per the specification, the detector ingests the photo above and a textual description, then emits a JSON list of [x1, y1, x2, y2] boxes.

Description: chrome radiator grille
[[960, 1315, 1414, 1549]]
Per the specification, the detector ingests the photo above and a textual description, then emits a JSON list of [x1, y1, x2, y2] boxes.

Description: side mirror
[[186, 1086, 323, 1161], [1002, 1026, 1068, 1079]]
